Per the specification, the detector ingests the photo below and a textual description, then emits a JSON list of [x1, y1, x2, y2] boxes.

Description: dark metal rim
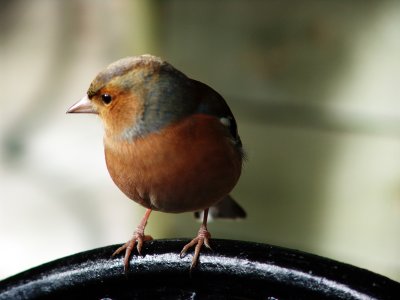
[[0, 239, 399, 299]]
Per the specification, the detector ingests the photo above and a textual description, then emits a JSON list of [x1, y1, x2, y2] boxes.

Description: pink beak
[[67, 95, 97, 114]]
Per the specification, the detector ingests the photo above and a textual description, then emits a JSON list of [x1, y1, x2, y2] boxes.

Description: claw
[[204, 238, 212, 250], [112, 209, 152, 273], [180, 223, 211, 270], [137, 238, 143, 255], [112, 241, 129, 257]]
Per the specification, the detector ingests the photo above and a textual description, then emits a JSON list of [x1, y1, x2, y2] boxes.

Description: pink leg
[[112, 208, 153, 272], [180, 208, 211, 270]]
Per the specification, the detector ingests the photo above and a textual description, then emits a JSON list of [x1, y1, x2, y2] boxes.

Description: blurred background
[[1, 0, 399, 281]]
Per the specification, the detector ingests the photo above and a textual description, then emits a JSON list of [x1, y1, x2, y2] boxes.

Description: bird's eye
[[101, 94, 112, 105]]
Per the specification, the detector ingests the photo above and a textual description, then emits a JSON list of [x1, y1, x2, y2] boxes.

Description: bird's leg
[[112, 208, 153, 272], [180, 208, 211, 270]]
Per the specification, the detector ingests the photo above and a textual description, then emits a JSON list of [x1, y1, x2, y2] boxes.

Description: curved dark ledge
[[0, 239, 399, 299]]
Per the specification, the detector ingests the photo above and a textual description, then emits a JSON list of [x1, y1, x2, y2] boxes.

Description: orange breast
[[104, 114, 242, 213]]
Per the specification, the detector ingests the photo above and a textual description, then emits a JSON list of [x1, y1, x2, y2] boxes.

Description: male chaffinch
[[67, 54, 245, 272]]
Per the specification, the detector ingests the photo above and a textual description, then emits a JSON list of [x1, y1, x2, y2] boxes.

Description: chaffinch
[[67, 54, 245, 272]]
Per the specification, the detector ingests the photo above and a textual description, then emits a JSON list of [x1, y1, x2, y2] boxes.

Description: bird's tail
[[194, 194, 246, 221]]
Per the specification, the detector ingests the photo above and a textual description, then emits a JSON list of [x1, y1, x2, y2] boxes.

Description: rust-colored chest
[[104, 114, 242, 213]]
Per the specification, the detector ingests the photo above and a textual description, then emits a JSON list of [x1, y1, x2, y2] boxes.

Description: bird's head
[[67, 55, 197, 140]]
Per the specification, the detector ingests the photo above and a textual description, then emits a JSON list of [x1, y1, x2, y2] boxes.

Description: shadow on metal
[[0, 239, 399, 299]]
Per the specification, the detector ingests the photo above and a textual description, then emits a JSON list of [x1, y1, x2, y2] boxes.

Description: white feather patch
[[219, 117, 231, 127]]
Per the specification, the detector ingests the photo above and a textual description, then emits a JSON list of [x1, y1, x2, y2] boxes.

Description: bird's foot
[[112, 209, 152, 273], [180, 224, 212, 270], [112, 228, 153, 273]]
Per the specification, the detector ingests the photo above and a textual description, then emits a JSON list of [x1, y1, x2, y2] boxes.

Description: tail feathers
[[194, 194, 246, 221]]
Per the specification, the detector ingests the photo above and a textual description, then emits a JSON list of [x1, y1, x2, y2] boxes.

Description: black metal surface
[[0, 239, 399, 299]]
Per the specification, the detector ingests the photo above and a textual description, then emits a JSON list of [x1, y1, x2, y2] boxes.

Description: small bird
[[67, 55, 245, 271]]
